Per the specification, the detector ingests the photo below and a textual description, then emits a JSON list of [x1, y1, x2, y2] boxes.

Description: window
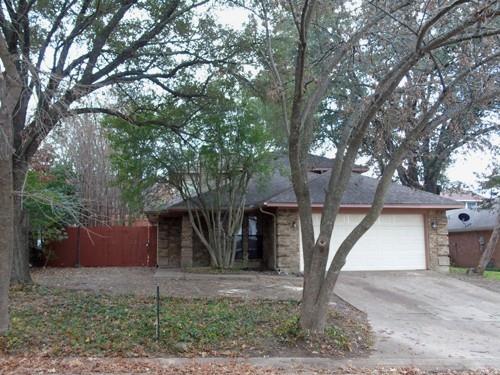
[[248, 215, 263, 259], [234, 214, 264, 260]]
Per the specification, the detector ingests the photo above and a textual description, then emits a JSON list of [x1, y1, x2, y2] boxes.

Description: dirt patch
[[31, 267, 304, 300]]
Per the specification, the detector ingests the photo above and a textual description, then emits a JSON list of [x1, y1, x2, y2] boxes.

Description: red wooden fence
[[449, 230, 500, 268], [48, 226, 157, 267]]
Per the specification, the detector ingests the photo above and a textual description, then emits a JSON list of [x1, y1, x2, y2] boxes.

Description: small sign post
[[156, 285, 160, 341]]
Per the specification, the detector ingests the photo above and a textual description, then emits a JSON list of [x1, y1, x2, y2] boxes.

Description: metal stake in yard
[[156, 285, 160, 341]]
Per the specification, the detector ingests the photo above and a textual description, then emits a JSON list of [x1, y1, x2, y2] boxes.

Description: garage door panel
[[300, 213, 426, 271]]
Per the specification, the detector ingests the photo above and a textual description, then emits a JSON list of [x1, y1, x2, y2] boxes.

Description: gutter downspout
[[259, 206, 278, 272]]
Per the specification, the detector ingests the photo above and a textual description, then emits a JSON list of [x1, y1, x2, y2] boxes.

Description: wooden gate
[[47, 226, 157, 267]]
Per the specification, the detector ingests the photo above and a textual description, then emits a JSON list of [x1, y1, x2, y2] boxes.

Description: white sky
[[447, 146, 498, 189]]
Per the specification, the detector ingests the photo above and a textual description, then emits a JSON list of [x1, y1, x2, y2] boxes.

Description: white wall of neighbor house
[[299, 213, 427, 272]]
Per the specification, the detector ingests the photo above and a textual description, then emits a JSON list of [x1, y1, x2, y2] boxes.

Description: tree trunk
[[300, 271, 331, 332], [10, 161, 32, 284], [474, 207, 500, 275], [0, 113, 14, 334]]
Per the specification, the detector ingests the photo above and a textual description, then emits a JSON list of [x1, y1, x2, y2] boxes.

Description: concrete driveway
[[335, 271, 500, 368]]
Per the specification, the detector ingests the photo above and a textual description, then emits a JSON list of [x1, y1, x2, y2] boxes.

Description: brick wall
[[426, 209, 450, 272], [192, 223, 211, 267], [180, 215, 193, 268], [157, 217, 182, 268], [276, 210, 300, 273]]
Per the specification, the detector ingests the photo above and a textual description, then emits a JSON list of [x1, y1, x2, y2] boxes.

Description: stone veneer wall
[[192, 226, 211, 267], [276, 210, 300, 273], [157, 217, 182, 268], [426, 209, 450, 272], [180, 214, 193, 268]]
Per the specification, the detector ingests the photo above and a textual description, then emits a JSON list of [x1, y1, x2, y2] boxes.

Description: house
[[441, 191, 484, 210], [144, 155, 462, 273], [448, 208, 500, 268]]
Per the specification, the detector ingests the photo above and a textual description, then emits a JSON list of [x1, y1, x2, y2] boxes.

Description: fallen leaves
[[5, 285, 371, 358], [0, 356, 282, 375], [1, 357, 499, 375]]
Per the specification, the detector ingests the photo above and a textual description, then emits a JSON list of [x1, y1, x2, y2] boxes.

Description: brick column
[[180, 214, 193, 268], [427, 210, 450, 272], [276, 210, 300, 273], [157, 218, 168, 268]]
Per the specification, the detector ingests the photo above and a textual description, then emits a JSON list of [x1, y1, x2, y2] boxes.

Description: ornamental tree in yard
[[0, 0, 237, 286], [248, 0, 500, 332], [107, 80, 274, 269]]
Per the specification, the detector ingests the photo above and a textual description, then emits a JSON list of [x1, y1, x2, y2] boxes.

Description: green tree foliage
[[106, 79, 274, 268], [24, 161, 80, 260]]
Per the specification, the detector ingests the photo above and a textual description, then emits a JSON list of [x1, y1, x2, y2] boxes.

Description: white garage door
[[299, 213, 427, 271]]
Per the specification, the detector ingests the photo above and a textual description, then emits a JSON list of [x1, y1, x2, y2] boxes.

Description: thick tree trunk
[[0, 110, 14, 334], [474, 208, 500, 275], [299, 266, 332, 332], [10, 161, 32, 284], [0, 157, 14, 334]]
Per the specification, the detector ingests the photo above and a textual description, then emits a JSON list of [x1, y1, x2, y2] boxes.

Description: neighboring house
[[144, 155, 461, 273], [448, 208, 500, 268], [442, 191, 484, 210]]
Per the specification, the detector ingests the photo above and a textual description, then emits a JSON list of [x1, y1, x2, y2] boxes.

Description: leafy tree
[[250, 0, 500, 332], [107, 79, 274, 268], [0, 0, 237, 288], [24, 162, 80, 264]]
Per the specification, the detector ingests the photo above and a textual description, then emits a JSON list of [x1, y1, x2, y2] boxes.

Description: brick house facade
[[151, 207, 452, 273], [146, 154, 460, 273]]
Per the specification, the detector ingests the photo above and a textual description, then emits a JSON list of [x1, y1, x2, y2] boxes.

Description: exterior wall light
[[431, 220, 437, 230]]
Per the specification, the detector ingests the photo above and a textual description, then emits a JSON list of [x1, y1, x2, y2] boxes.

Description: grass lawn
[[1, 285, 371, 358], [450, 266, 500, 280]]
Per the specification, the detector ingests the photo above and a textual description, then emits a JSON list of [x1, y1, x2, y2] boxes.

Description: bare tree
[[51, 115, 132, 226], [363, 68, 499, 194], [0, 0, 231, 284], [254, 0, 500, 332]]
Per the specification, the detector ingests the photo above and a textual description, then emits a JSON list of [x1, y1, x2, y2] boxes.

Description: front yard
[[1, 282, 371, 358]]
